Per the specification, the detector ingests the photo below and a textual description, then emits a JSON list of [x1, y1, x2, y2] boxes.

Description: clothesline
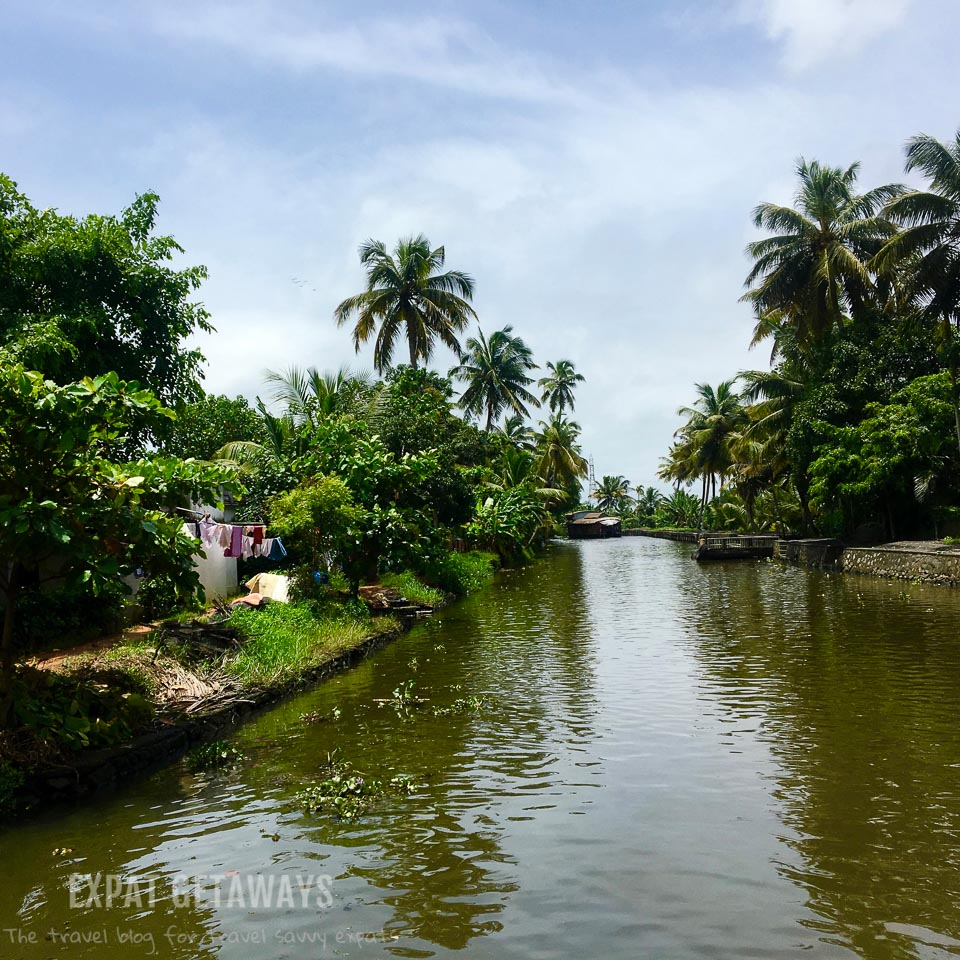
[[180, 517, 286, 562]]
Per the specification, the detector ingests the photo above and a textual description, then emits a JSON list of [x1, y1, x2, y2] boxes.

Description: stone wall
[[775, 539, 960, 586], [839, 546, 960, 586]]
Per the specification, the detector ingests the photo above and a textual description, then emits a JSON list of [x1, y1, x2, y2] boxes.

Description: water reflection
[[3, 540, 960, 959], [673, 553, 960, 959]]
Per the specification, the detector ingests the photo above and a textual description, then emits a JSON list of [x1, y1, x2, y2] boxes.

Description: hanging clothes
[[224, 525, 243, 558], [241, 535, 254, 560], [200, 519, 219, 548], [252, 525, 264, 548]]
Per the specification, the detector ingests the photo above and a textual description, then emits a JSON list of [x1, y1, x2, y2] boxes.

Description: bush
[[379, 571, 445, 606], [11, 669, 152, 752], [0, 761, 24, 816], [423, 551, 498, 596], [5, 581, 126, 653]]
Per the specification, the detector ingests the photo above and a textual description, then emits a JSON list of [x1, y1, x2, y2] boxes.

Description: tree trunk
[[771, 485, 785, 533], [408, 335, 419, 369], [950, 360, 960, 459], [0, 564, 21, 729], [485, 406, 494, 432]]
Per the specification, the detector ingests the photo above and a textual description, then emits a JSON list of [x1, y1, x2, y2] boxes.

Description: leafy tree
[[334, 235, 476, 372], [876, 128, 960, 453], [468, 487, 554, 562], [742, 159, 900, 349], [268, 475, 359, 579], [0, 367, 236, 725], [499, 414, 536, 450], [808, 373, 958, 537], [538, 359, 585, 415], [0, 176, 211, 420], [450, 325, 539, 430], [160, 393, 266, 461]]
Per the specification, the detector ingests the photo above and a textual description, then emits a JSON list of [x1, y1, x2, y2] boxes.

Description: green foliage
[[423, 551, 498, 595], [809, 373, 957, 532], [468, 487, 553, 562], [11, 669, 152, 751], [450, 325, 540, 430], [161, 394, 266, 461], [0, 175, 211, 424], [0, 365, 239, 724], [186, 739, 245, 772], [296, 753, 418, 822], [0, 761, 25, 816], [269, 474, 359, 571], [379, 572, 445, 607]]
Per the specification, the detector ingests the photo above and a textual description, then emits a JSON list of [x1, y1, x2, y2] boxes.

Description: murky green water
[[3, 538, 960, 959]]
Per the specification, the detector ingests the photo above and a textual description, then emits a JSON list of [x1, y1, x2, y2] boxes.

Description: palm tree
[[263, 365, 371, 425], [593, 475, 632, 515], [674, 380, 746, 520], [633, 485, 664, 524], [449, 325, 540, 430], [874, 129, 960, 453], [499, 414, 536, 450], [742, 159, 901, 350], [538, 360, 585, 415], [533, 414, 588, 489], [334, 235, 477, 372]]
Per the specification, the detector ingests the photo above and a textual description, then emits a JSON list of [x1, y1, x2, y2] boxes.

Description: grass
[[379, 571, 446, 607], [226, 603, 385, 685]]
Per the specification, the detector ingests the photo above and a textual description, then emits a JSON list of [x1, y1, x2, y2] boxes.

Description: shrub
[[0, 761, 24, 816], [423, 551, 498, 596]]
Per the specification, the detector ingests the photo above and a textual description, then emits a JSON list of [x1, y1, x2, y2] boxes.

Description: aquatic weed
[[186, 739, 245, 772]]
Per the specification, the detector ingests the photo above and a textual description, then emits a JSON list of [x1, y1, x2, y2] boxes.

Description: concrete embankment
[[777, 539, 960, 586], [623, 529, 699, 543], [626, 529, 960, 587]]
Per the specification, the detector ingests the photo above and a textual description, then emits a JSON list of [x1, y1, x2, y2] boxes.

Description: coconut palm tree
[[674, 380, 746, 520], [742, 159, 901, 350], [533, 414, 588, 489], [450, 325, 540, 430], [874, 128, 960, 453], [592, 475, 632, 515], [538, 359, 585, 415], [633, 485, 664, 524], [263, 365, 372, 425], [499, 414, 536, 450], [334, 235, 477, 372]]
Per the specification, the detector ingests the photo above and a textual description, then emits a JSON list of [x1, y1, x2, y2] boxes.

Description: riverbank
[[776, 538, 960, 585], [0, 556, 498, 819], [626, 529, 960, 586]]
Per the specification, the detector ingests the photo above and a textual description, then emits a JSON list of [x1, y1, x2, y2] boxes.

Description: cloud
[[148, 1, 588, 106], [736, 0, 912, 71]]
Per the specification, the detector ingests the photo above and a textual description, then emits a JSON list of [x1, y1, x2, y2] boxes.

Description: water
[[3, 538, 960, 959]]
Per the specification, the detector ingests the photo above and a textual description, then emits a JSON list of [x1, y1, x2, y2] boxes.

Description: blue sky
[[3, 0, 958, 485]]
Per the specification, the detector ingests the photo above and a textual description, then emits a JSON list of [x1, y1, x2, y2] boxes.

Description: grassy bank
[[0, 553, 499, 818]]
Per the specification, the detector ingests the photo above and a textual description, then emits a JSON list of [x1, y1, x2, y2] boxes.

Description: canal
[[2, 537, 960, 959]]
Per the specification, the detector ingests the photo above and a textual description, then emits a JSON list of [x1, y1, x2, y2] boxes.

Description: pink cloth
[[225, 525, 242, 558]]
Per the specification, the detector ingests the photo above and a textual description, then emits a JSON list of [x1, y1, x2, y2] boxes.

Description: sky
[[2, 0, 958, 486]]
